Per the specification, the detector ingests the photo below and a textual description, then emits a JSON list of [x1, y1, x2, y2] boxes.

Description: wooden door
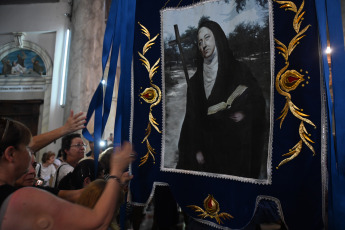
[[0, 100, 43, 135]]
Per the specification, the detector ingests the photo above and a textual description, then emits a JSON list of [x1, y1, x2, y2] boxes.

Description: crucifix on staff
[[168, 24, 190, 85]]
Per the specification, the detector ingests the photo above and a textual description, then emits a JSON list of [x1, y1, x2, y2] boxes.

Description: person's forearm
[[29, 126, 67, 152], [29, 110, 85, 152], [92, 179, 122, 229], [89, 142, 133, 229]]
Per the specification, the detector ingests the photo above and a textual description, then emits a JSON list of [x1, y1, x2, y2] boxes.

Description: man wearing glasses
[[52, 133, 86, 188]]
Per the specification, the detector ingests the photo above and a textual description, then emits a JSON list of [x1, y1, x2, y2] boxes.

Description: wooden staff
[[171, 24, 190, 85]]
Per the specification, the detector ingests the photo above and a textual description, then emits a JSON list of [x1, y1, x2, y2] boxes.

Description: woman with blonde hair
[[77, 179, 106, 208], [77, 179, 121, 230], [76, 178, 128, 230]]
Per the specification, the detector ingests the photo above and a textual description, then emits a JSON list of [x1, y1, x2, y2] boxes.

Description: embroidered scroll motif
[[138, 22, 162, 166], [274, 0, 316, 169], [187, 194, 234, 224]]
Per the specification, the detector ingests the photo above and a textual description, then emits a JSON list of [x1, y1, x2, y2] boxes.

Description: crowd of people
[[0, 110, 136, 230], [0, 108, 185, 230]]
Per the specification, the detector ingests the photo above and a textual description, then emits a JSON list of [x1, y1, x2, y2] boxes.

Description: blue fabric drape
[[82, 1, 136, 229], [82, 0, 120, 165], [315, 0, 345, 229], [82, 0, 136, 169]]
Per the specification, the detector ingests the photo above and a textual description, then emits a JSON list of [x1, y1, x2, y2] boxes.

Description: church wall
[[0, 0, 72, 155], [0, 0, 117, 156]]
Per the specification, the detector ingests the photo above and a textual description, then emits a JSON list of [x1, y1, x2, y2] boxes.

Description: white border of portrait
[[159, 0, 275, 185]]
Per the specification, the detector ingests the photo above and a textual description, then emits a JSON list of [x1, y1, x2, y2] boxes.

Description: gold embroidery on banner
[[140, 87, 158, 104], [162, 0, 171, 9], [162, 0, 191, 9], [138, 22, 162, 166], [187, 194, 234, 225], [279, 70, 304, 92], [177, 0, 183, 7], [274, 0, 316, 169]]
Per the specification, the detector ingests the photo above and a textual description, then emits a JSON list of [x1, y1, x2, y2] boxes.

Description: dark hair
[[61, 133, 81, 160], [57, 149, 63, 158], [99, 147, 114, 175], [42, 151, 56, 163], [0, 117, 32, 156], [58, 159, 103, 190]]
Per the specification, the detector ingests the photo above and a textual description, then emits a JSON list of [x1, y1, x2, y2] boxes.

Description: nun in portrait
[[177, 20, 267, 179]]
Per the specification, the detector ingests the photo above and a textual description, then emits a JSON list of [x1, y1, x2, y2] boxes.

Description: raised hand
[[110, 142, 136, 178], [62, 110, 86, 134]]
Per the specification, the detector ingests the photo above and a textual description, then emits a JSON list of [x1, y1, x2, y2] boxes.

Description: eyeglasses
[[70, 143, 87, 149]]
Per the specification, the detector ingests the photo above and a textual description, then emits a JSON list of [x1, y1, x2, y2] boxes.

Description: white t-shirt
[[53, 159, 62, 167], [52, 163, 74, 188], [40, 164, 56, 187]]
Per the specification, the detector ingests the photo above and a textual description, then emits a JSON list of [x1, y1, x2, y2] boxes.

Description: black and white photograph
[[162, 0, 272, 180]]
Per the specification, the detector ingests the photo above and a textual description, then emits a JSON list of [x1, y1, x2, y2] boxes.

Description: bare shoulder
[[11, 186, 58, 204], [3, 187, 100, 230], [2, 187, 74, 230]]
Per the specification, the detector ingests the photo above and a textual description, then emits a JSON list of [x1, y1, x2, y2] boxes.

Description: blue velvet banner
[[82, 0, 345, 228], [128, 0, 327, 229]]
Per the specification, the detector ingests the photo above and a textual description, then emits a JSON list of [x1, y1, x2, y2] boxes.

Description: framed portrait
[[161, 0, 273, 182]]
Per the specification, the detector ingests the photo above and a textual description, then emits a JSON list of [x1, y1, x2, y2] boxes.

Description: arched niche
[[0, 40, 53, 76]]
